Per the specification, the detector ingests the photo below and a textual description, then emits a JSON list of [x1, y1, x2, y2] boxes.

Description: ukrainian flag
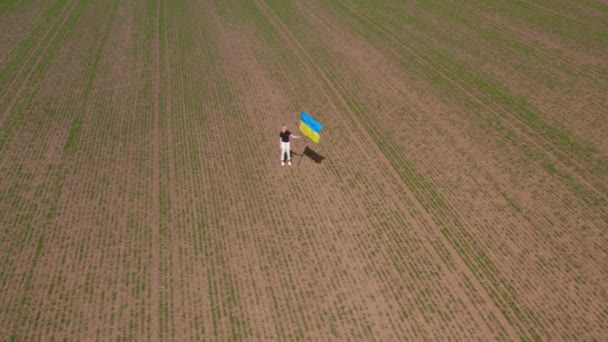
[[299, 111, 323, 143]]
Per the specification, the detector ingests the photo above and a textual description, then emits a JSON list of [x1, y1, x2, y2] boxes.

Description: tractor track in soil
[[337, 0, 607, 203], [0, 0, 81, 128]]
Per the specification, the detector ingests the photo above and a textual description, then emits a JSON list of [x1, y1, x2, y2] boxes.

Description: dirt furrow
[[149, 0, 161, 339]]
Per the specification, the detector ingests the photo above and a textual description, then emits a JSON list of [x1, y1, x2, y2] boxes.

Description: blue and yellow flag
[[299, 111, 323, 143]]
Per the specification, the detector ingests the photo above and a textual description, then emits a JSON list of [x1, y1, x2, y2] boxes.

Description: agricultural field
[[1, 0, 607, 340]]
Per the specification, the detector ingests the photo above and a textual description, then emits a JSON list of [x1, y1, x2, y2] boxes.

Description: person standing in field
[[280, 125, 300, 166]]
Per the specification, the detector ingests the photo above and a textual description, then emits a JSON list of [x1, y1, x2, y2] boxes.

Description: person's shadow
[[291, 146, 325, 165]]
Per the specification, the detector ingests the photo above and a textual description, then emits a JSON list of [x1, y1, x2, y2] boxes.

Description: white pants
[[280, 142, 291, 161]]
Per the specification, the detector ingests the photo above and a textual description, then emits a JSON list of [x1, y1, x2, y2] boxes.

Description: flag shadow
[[292, 146, 324, 165]]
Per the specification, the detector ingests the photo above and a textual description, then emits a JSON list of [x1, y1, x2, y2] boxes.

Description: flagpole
[[297, 118, 306, 166], [298, 138, 307, 166]]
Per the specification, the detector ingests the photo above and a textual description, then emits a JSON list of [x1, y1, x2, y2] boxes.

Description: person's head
[[282, 125, 287, 132]]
